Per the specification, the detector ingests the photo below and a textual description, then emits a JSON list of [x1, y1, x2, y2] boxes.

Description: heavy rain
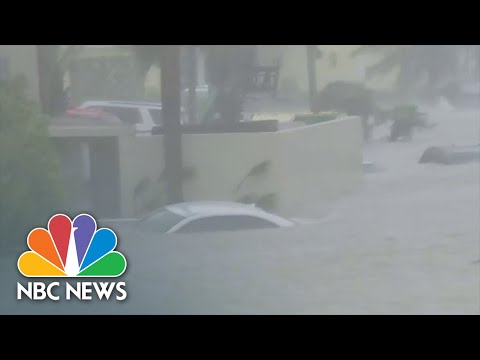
[[0, 45, 479, 314]]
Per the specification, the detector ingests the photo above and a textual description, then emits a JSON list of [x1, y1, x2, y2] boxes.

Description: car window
[[148, 108, 163, 125], [98, 106, 142, 125], [139, 208, 186, 233], [150, 108, 188, 125], [176, 215, 278, 233]]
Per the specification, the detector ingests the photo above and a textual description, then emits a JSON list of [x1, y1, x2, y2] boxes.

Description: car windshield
[[139, 208, 186, 233]]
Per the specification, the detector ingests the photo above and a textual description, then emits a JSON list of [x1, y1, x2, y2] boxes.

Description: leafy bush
[[391, 105, 428, 126], [293, 112, 340, 125], [312, 81, 376, 140], [133, 166, 197, 216], [0, 77, 63, 253], [133, 177, 161, 216], [389, 105, 428, 142], [235, 161, 277, 211], [312, 81, 375, 117]]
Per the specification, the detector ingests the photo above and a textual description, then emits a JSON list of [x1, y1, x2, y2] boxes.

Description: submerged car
[[102, 201, 295, 234], [419, 144, 480, 164]]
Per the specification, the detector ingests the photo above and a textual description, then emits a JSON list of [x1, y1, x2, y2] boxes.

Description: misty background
[[0, 45, 479, 314]]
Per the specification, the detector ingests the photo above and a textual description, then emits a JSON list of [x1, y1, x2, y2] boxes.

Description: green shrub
[[312, 81, 375, 117], [0, 77, 63, 253], [293, 112, 340, 125], [389, 104, 428, 141], [391, 105, 427, 125]]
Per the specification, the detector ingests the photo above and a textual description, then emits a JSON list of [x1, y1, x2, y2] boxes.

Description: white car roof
[[81, 100, 163, 108], [80, 101, 188, 113], [165, 201, 293, 226], [166, 201, 256, 217], [182, 85, 209, 92]]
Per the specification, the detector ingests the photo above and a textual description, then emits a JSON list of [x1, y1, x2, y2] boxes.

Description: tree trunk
[[306, 45, 318, 113], [160, 45, 184, 204], [186, 46, 198, 124], [36, 45, 52, 114], [36, 45, 67, 116]]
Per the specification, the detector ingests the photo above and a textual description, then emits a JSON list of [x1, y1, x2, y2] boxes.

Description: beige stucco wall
[[117, 132, 282, 217], [117, 116, 362, 218], [118, 136, 165, 217], [275, 117, 363, 216], [182, 132, 281, 203], [0, 45, 40, 102]]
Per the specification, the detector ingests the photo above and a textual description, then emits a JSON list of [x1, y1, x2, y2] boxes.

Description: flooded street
[[1, 107, 479, 315], [1, 45, 478, 315], [120, 106, 480, 314]]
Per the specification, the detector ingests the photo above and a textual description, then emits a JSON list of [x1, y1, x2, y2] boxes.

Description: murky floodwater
[[1, 105, 478, 314]]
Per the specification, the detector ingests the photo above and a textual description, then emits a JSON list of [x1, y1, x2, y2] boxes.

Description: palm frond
[[365, 53, 402, 78], [234, 160, 271, 194]]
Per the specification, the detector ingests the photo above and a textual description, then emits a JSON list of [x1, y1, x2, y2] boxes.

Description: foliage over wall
[[0, 77, 63, 253], [235, 160, 278, 211], [133, 166, 197, 216], [313, 81, 375, 117], [69, 55, 139, 104], [293, 112, 340, 125]]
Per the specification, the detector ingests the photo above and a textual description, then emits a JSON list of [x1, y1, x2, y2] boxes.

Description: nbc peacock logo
[[17, 213, 127, 278]]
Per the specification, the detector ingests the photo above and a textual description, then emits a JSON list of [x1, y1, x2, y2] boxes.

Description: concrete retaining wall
[[117, 116, 363, 217]]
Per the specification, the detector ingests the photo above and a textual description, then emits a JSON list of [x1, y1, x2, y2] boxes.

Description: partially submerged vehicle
[[419, 144, 480, 165], [100, 201, 323, 235]]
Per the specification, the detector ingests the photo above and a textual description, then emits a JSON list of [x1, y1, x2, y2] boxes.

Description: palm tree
[[128, 45, 184, 204], [352, 45, 461, 99], [131, 45, 255, 123], [306, 45, 318, 112], [36, 45, 84, 116], [159, 45, 183, 204], [185, 46, 198, 124], [201, 45, 249, 123], [129, 46, 257, 203]]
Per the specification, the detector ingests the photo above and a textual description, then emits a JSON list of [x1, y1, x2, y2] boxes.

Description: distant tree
[[130, 45, 255, 123], [352, 45, 462, 99], [389, 105, 428, 142], [201, 45, 256, 123], [36, 45, 83, 115], [313, 81, 376, 141]]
